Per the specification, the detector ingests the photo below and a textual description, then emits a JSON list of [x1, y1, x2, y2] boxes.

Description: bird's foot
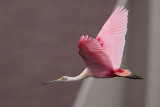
[[126, 75, 143, 80]]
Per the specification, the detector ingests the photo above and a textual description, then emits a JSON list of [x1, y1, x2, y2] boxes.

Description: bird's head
[[54, 76, 69, 83], [43, 76, 69, 85]]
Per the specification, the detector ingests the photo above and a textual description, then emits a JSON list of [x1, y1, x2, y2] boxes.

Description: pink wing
[[78, 35, 113, 72], [96, 6, 128, 69]]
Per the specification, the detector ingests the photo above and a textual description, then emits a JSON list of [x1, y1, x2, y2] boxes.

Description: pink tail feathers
[[115, 69, 132, 77], [115, 69, 143, 79]]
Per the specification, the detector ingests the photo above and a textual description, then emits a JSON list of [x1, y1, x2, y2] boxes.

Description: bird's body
[[78, 36, 115, 78], [43, 6, 142, 85]]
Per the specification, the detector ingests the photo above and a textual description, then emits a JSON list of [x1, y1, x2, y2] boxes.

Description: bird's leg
[[125, 75, 143, 80]]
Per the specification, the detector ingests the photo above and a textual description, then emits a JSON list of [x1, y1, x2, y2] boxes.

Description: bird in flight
[[43, 6, 142, 85]]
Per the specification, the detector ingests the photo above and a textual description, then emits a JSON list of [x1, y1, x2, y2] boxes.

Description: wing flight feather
[[96, 6, 128, 68]]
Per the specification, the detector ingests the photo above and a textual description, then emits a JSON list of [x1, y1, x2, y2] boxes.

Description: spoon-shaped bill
[[42, 80, 58, 85]]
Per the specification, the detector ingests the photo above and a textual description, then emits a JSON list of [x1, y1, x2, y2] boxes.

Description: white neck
[[67, 68, 90, 82]]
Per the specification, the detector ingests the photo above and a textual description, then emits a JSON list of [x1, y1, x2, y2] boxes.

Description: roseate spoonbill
[[43, 6, 143, 85]]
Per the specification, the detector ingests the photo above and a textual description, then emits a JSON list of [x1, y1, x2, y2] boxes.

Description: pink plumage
[[96, 6, 128, 69], [78, 6, 129, 78], [43, 6, 143, 85], [78, 35, 115, 77]]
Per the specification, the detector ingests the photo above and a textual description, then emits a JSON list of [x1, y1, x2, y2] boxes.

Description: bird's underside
[[78, 35, 142, 79], [77, 7, 143, 80]]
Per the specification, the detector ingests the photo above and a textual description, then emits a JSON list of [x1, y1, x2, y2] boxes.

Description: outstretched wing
[[96, 6, 128, 69], [78, 35, 113, 71]]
